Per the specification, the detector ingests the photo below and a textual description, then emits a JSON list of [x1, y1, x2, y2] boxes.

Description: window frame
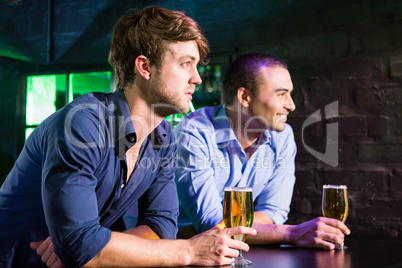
[[18, 63, 114, 151]]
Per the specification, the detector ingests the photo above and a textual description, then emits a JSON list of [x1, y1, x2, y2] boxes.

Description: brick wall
[[0, 57, 21, 180], [286, 55, 402, 237]]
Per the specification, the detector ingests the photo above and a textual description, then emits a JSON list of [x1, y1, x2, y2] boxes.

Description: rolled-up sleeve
[[41, 104, 111, 267], [254, 126, 297, 224]]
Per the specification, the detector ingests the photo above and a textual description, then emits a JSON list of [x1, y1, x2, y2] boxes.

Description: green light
[[68, 72, 112, 102], [26, 74, 67, 126], [25, 71, 112, 140], [25, 128, 35, 140]]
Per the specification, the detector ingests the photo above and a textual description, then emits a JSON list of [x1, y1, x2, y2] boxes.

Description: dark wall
[[0, 0, 401, 237], [0, 57, 22, 180]]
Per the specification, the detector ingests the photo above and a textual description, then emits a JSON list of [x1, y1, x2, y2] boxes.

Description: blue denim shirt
[[174, 105, 296, 233], [0, 89, 178, 268]]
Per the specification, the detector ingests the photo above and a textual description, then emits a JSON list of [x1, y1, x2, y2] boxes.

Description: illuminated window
[[25, 71, 112, 140]]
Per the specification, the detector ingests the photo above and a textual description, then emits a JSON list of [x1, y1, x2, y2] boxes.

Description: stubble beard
[[150, 83, 189, 117]]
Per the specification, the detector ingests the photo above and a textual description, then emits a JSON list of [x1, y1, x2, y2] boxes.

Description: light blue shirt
[[174, 105, 296, 233]]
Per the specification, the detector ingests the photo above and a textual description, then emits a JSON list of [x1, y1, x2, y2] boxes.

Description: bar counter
[[242, 234, 402, 268], [185, 234, 402, 268]]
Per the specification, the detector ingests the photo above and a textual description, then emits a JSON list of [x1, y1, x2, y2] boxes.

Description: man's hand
[[289, 217, 351, 250], [30, 236, 64, 268], [30, 227, 257, 267], [186, 226, 257, 266]]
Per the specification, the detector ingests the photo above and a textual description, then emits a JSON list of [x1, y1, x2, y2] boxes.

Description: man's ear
[[134, 55, 151, 80], [237, 87, 251, 108]]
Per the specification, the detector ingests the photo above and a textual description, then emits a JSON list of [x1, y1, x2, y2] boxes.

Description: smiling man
[[174, 53, 350, 249]]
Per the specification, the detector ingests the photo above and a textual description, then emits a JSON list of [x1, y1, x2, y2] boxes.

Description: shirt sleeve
[[41, 103, 111, 268], [254, 125, 297, 224], [174, 119, 223, 233], [136, 125, 179, 239]]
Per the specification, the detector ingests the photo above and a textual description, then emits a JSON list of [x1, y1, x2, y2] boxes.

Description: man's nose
[[190, 67, 202, 85], [286, 95, 296, 111]]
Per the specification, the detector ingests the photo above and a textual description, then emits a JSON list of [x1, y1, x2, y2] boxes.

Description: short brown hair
[[223, 53, 288, 105], [109, 6, 210, 89]]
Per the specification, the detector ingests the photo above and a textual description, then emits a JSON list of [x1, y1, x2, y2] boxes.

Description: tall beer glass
[[322, 184, 348, 249], [223, 187, 254, 265]]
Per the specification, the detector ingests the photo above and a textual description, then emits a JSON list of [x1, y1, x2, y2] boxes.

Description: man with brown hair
[[0, 6, 255, 267]]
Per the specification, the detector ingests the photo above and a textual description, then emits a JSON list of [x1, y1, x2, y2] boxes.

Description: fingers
[[30, 241, 43, 250], [36, 236, 53, 256], [293, 217, 351, 250], [189, 228, 245, 266], [226, 226, 257, 238], [49, 259, 64, 268], [224, 227, 256, 252], [220, 245, 242, 259], [314, 238, 336, 250], [318, 218, 350, 247], [208, 231, 244, 266], [311, 219, 345, 246], [225, 236, 250, 252], [30, 236, 63, 267], [320, 225, 345, 242], [320, 217, 351, 235], [317, 231, 344, 248], [45, 251, 61, 268], [41, 239, 54, 263]]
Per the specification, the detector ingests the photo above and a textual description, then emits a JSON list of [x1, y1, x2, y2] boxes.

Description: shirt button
[[121, 184, 125, 189], [129, 137, 135, 142]]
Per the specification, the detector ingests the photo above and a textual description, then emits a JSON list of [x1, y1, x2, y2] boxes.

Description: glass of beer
[[223, 187, 254, 265], [322, 184, 348, 249]]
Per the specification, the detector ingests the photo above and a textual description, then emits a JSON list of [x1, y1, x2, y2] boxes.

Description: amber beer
[[223, 187, 254, 241], [322, 185, 348, 223]]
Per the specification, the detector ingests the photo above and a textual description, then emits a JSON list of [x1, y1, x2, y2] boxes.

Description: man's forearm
[[83, 231, 191, 267], [246, 217, 351, 250], [245, 223, 293, 245], [245, 211, 291, 245], [83, 226, 258, 267], [32, 227, 258, 267]]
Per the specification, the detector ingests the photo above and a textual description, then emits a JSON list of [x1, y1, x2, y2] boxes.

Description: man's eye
[[182, 62, 190, 67]]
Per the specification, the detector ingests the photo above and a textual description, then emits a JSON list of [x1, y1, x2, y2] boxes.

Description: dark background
[[1, 0, 401, 237]]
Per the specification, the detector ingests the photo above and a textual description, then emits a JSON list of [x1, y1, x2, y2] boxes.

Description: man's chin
[[274, 126, 286, 132], [180, 106, 190, 115], [155, 105, 189, 117], [271, 122, 286, 132]]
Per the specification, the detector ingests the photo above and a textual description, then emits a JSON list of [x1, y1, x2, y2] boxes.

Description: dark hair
[[109, 6, 210, 89], [223, 53, 288, 105]]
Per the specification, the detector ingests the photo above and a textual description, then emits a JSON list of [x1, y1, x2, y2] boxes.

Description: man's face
[[247, 66, 295, 132], [149, 41, 201, 116]]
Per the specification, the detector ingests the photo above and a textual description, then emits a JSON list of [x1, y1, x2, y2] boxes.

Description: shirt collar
[[108, 89, 167, 153], [260, 129, 272, 145], [149, 121, 168, 147], [109, 88, 136, 142], [213, 105, 271, 145], [213, 105, 237, 143]]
